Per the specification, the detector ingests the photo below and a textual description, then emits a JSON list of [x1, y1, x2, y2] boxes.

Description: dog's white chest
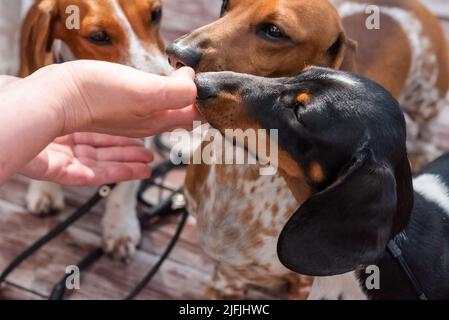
[[185, 160, 298, 273], [308, 272, 368, 300]]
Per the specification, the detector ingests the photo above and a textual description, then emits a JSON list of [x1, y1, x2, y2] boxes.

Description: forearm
[[0, 67, 66, 183], [0, 61, 197, 184]]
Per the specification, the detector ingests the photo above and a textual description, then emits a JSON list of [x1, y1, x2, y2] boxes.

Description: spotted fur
[[173, 0, 449, 299], [185, 140, 312, 298], [335, 0, 449, 168]]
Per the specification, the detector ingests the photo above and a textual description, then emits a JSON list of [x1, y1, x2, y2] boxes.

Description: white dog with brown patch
[[19, 0, 172, 260], [167, 0, 449, 299]]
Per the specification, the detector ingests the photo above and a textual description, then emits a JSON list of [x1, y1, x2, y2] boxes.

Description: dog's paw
[[102, 206, 141, 262], [26, 182, 64, 216]]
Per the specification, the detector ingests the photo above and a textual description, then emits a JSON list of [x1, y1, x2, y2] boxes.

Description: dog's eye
[[151, 8, 162, 25], [88, 31, 112, 45], [258, 23, 289, 41], [220, 0, 229, 17]]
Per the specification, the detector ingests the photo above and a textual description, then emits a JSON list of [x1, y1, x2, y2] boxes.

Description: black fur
[[359, 154, 449, 299], [195, 67, 449, 299]]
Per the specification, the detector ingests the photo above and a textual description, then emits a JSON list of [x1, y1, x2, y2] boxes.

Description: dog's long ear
[[391, 153, 414, 236], [328, 32, 358, 72], [19, 0, 57, 77], [277, 147, 401, 276]]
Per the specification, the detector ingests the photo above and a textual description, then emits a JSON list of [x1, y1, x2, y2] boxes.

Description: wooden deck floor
[[1, 0, 449, 300]]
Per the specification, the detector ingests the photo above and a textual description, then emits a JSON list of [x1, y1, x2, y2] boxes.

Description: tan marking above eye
[[309, 161, 325, 183], [296, 93, 312, 104]]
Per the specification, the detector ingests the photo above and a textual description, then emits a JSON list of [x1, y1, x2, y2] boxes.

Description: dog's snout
[[195, 74, 219, 101], [166, 42, 202, 70]]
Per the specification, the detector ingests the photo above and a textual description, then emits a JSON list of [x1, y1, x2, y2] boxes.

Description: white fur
[[308, 272, 368, 300], [26, 181, 64, 215], [102, 181, 141, 259], [335, 2, 445, 165], [23, 0, 168, 259], [102, 2, 170, 258], [52, 40, 76, 63], [413, 174, 449, 215], [186, 139, 298, 273], [336, 3, 439, 117], [98, 1, 170, 259], [108, 0, 172, 74]]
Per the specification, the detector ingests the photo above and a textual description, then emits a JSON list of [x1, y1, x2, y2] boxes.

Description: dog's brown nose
[[166, 43, 202, 70]]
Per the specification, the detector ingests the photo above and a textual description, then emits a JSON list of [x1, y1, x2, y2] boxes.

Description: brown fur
[[20, 0, 171, 261], [19, 0, 166, 77], [176, 0, 449, 300]]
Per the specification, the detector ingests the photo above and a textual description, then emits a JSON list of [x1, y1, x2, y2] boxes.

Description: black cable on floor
[[0, 184, 116, 285], [124, 208, 189, 300]]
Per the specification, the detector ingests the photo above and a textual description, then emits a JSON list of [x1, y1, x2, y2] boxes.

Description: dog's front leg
[[204, 264, 246, 300], [102, 180, 141, 261], [26, 180, 65, 215], [284, 273, 313, 300]]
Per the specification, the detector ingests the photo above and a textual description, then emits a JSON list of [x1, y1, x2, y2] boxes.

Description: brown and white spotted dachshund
[[20, 0, 172, 260], [166, 0, 449, 299], [195, 68, 449, 300]]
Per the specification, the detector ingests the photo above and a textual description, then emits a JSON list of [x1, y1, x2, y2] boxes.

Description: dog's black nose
[[166, 42, 202, 70], [195, 73, 219, 100]]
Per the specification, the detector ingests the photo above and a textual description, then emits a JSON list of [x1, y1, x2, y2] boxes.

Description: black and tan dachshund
[[194, 67, 449, 300]]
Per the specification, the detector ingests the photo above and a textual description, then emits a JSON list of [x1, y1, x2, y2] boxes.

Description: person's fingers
[[150, 105, 201, 132], [60, 159, 151, 186], [91, 162, 152, 185], [142, 71, 197, 111], [170, 67, 195, 80], [74, 145, 154, 163], [92, 105, 202, 138], [96, 146, 154, 163], [71, 133, 144, 147]]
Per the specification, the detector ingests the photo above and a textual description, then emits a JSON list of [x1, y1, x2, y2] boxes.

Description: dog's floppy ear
[[328, 32, 358, 72], [391, 153, 414, 236], [19, 0, 57, 77], [277, 147, 400, 276]]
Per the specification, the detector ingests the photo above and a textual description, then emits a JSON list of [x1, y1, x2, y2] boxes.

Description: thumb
[[150, 67, 197, 110], [170, 67, 195, 80]]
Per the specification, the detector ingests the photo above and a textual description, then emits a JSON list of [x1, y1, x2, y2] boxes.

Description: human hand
[[0, 75, 19, 89], [46, 60, 199, 137], [19, 133, 153, 186]]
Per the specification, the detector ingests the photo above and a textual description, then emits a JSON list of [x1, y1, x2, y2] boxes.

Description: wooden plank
[[0, 205, 213, 299], [1, 174, 215, 273], [0, 175, 281, 300], [0, 283, 45, 300]]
